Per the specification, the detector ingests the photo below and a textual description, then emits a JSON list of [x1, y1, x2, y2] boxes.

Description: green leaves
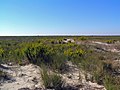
[[64, 48, 85, 60], [0, 48, 4, 58], [24, 43, 53, 64]]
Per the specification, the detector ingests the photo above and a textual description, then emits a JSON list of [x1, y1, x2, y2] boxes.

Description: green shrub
[[79, 36, 88, 41], [24, 43, 53, 65], [64, 48, 86, 64], [106, 40, 117, 44], [0, 48, 4, 58]]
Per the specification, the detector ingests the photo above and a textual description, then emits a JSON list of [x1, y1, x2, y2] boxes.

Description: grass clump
[[41, 68, 63, 90]]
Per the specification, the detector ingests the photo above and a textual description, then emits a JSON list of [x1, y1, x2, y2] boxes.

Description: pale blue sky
[[0, 0, 120, 36]]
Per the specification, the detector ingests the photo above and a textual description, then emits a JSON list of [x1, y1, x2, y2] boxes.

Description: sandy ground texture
[[0, 64, 44, 90]]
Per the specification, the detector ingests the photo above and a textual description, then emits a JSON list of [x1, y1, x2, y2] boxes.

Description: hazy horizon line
[[0, 34, 120, 36]]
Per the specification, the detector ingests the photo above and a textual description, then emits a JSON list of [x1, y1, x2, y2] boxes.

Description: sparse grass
[[41, 68, 63, 90]]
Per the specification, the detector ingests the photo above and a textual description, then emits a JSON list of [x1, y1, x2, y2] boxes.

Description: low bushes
[[0, 48, 4, 63], [64, 47, 86, 64], [24, 43, 53, 65], [0, 37, 120, 89], [106, 39, 117, 44]]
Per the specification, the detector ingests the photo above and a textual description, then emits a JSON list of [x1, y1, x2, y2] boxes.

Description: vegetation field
[[0, 36, 120, 90]]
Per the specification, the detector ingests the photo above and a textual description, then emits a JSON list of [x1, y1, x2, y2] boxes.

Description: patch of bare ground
[[0, 64, 44, 90]]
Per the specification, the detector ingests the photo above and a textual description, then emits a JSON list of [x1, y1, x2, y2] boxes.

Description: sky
[[0, 0, 120, 36]]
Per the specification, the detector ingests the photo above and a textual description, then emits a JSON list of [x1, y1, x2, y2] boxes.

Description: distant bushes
[[64, 48, 86, 64], [77, 36, 88, 41], [106, 39, 117, 44], [64, 48, 85, 58]]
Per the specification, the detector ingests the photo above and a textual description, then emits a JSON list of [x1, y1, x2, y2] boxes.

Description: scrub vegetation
[[0, 36, 120, 90]]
